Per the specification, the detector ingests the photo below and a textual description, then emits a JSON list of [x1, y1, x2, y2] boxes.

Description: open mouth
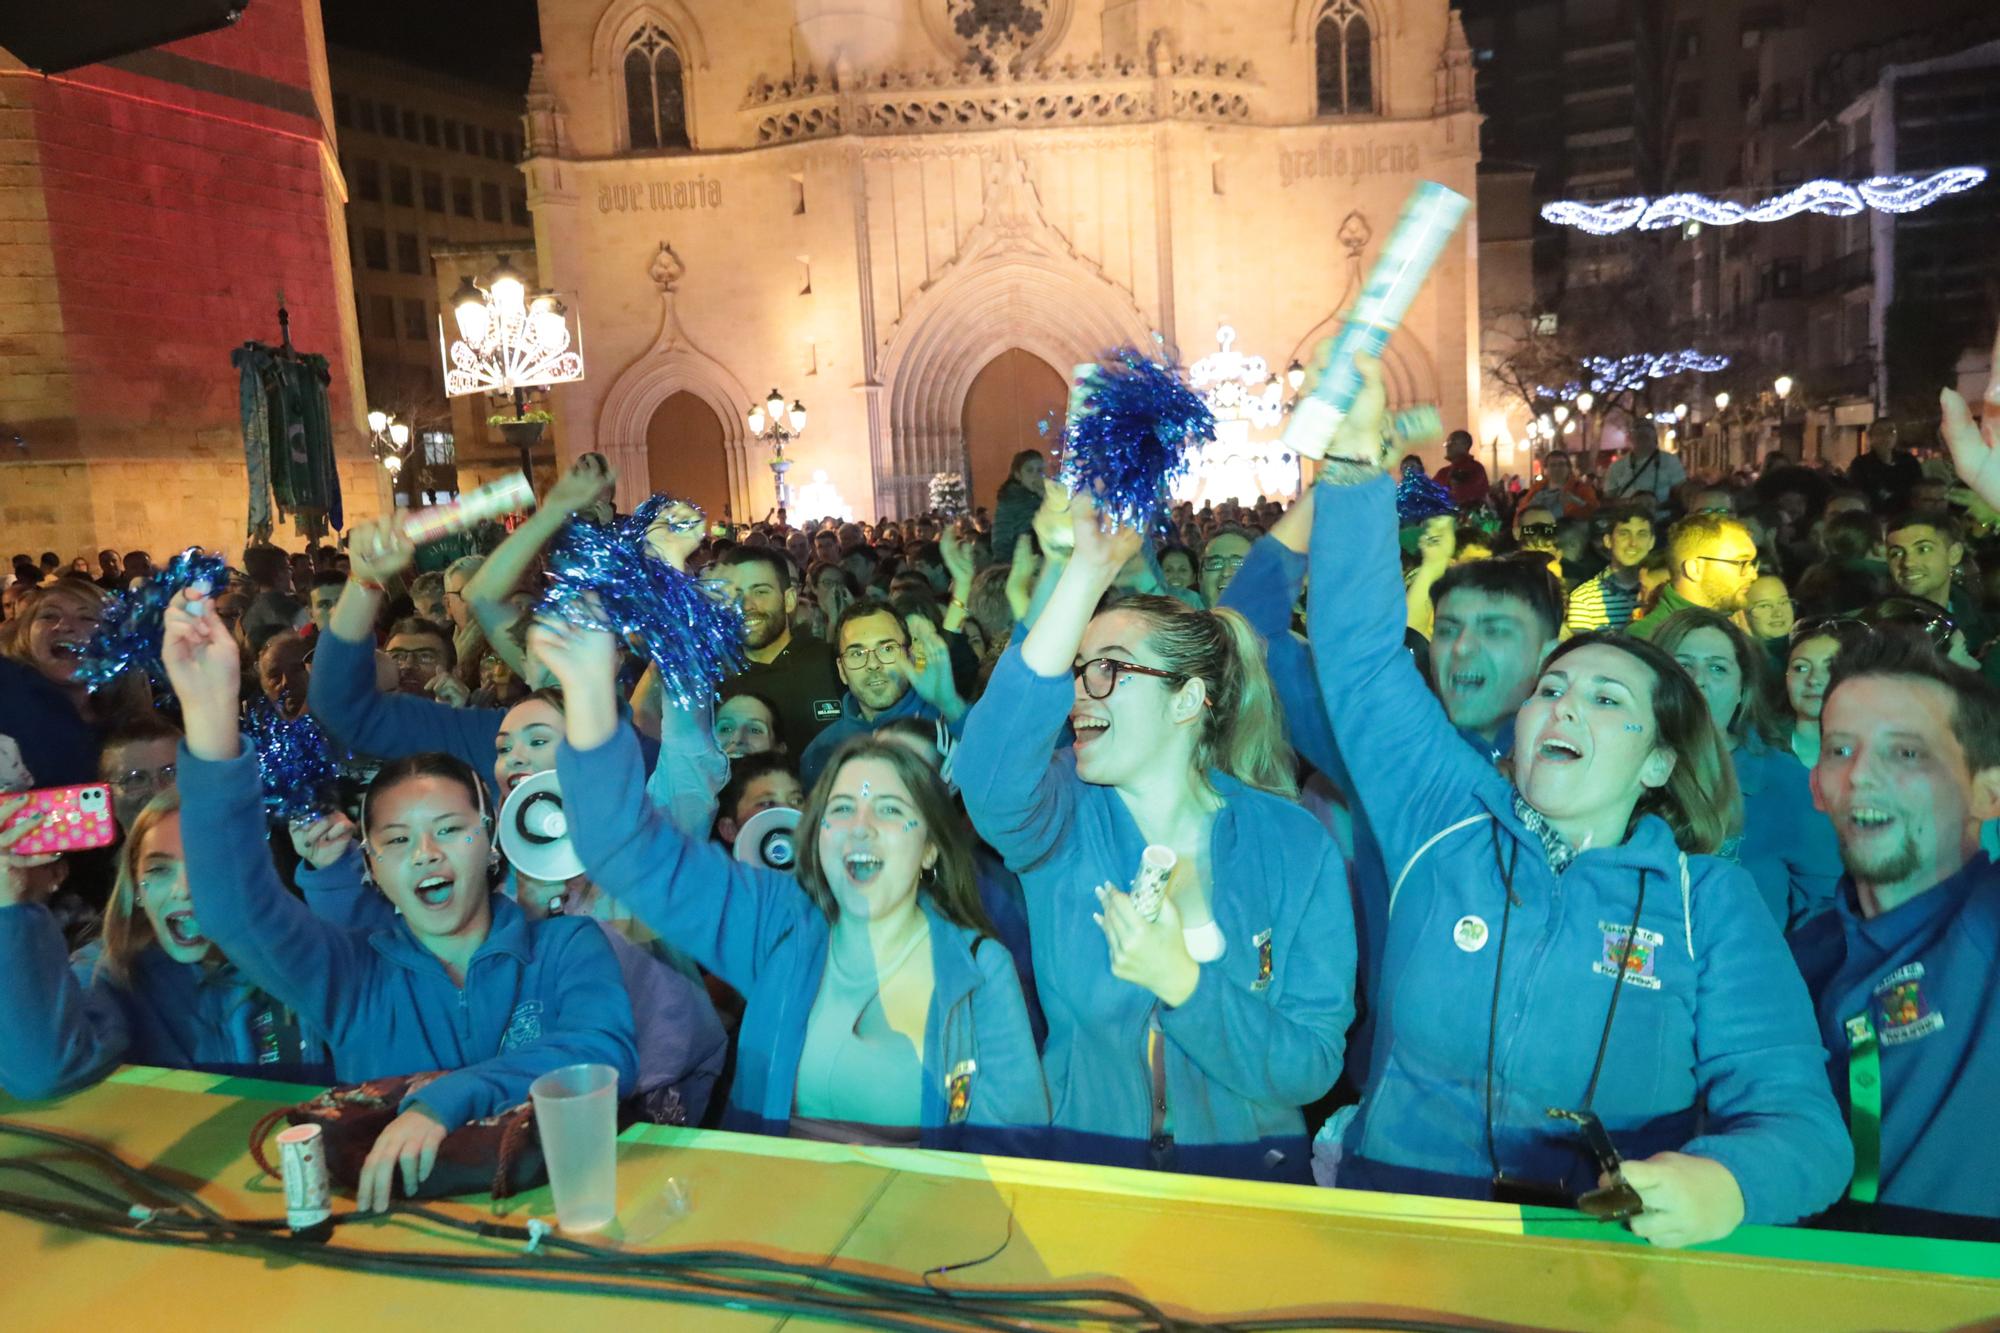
[[1846, 806, 1897, 834], [1070, 713, 1110, 749], [162, 910, 206, 948], [504, 771, 532, 794], [49, 641, 86, 661], [843, 852, 883, 885], [413, 874, 455, 908], [1535, 736, 1584, 764], [1447, 672, 1486, 696]]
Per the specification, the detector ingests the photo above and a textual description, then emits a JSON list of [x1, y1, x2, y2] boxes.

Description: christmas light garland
[[1532, 350, 1731, 401], [1540, 167, 1988, 235]]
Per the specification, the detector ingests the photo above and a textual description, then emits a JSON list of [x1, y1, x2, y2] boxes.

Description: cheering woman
[[535, 612, 1047, 1148], [954, 497, 1355, 1182], [0, 790, 329, 1097], [1305, 354, 1847, 1246], [163, 586, 638, 1211]]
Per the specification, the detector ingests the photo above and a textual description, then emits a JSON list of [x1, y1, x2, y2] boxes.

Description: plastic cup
[[530, 1063, 620, 1232]]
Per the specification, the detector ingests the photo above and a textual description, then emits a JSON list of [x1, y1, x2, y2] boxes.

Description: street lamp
[[1575, 391, 1595, 414], [1553, 404, 1571, 425], [1286, 360, 1306, 391], [1714, 391, 1731, 411], [367, 409, 413, 479], [440, 255, 586, 483], [747, 388, 807, 520], [1774, 375, 1794, 401]]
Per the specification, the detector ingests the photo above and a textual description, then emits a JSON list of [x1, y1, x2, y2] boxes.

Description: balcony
[[1804, 359, 1876, 404], [1806, 251, 1875, 297]]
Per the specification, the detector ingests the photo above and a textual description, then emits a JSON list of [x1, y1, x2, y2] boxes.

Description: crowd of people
[[2, 331, 1998, 1249]]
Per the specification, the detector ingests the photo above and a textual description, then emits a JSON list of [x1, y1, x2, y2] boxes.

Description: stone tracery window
[[947, 0, 1049, 64], [1315, 0, 1375, 116], [624, 24, 690, 151]]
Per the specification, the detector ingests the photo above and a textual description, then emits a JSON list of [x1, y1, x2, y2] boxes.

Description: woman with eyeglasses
[[534, 613, 1048, 1150], [157, 587, 638, 1211], [1653, 608, 1842, 932], [953, 494, 1356, 1182], [0, 787, 334, 1101], [1303, 354, 1846, 1248]]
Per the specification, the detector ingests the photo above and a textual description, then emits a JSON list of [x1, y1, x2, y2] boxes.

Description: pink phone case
[[6, 785, 117, 856]]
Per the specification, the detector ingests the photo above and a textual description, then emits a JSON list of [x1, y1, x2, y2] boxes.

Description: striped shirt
[[1564, 569, 1643, 634]]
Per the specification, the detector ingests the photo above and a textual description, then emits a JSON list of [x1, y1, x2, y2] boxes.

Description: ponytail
[[1113, 594, 1298, 799]]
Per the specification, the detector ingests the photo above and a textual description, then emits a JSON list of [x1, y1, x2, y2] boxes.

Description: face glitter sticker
[[1623, 723, 1645, 733], [859, 782, 871, 799]]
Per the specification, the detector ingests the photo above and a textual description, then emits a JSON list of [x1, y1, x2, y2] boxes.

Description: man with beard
[[797, 601, 962, 786], [1628, 512, 1760, 640], [713, 547, 843, 754], [1791, 633, 2000, 1231]]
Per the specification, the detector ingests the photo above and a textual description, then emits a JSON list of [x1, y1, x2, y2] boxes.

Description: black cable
[[0, 1117, 1573, 1333]]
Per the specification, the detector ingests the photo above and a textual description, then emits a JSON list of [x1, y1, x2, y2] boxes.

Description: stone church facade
[[525, 0, 1480, 521]]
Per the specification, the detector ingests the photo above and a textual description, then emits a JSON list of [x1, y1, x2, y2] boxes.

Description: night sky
[[321, 0, 543, 90]]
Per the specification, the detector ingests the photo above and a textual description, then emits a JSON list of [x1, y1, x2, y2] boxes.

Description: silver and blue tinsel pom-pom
[[1395, 457, 1457, 525], [539, 515, 747, 710], [245, 699, 342, 826], [927, 472, 968, 517], [76, 547, 230, 694], [1058, 349, 1215, 532]]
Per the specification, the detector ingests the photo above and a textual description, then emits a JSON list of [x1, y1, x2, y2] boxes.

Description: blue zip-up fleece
[[1308, 475, 1849, 1224], [557, 726, 1049, 1147], [307, 624, 665, 804], [296, 849, 726, 1125], [0, 902, 329, 1098], [1220, 538, 1393, 1057], [799, 688, 956, 788], [178, 744, 638, 1130], [955, 643, 1356, 1182], [1729, 737, 1841, 933], [1791, 856, 2000, 1223]]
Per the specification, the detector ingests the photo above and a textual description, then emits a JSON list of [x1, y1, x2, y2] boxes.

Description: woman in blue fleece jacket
[[1651, 607, 1841, 932], [0, 790, 328, 1099], [955, 495, 1357, 1183], [1302, 355, 1848, 1247], [534, 611, 1048, 1148], [161, 585, 638, 1212]]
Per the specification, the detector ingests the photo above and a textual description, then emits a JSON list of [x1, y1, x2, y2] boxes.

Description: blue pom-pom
[[245, 699, 342, 826], [1395, 457, 1457, 525], [539, 516, 747, 710], [1059, 349, 1215, 532], [76, 547, 230, 695]]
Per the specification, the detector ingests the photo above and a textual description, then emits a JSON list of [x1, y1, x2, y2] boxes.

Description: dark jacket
[[989, 479, 1041, 569]]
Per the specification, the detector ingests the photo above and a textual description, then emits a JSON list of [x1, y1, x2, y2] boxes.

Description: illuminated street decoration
[[1540, 167, 1988, 235]]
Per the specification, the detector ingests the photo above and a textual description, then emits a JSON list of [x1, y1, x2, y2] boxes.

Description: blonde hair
[[98, 790, 183, 984], [2, 577, 110, 667], [1113, 594, 1298, 799]]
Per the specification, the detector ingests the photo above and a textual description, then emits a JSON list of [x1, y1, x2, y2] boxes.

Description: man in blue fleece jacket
[[1791, 632, 2000, 1231]]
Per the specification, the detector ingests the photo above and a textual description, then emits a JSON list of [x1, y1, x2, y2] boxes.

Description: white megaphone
[[733, 806, 801, 873], [498, 770, 584, 883]]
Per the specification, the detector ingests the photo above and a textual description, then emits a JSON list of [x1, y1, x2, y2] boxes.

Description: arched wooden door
[[645, 390, 732, 521], [960, 349, 1067, 512]]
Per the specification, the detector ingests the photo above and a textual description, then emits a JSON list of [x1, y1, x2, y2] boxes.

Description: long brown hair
[[1649, 607, 1788, 747], [1107, 594, 1298, 798], [97, 790, 183, 984], [1540, 632, 1740, 854], [792, 735, 991, 935]]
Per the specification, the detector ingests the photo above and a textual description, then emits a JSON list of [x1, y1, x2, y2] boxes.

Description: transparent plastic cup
[[529, 1063, 620, 1232]]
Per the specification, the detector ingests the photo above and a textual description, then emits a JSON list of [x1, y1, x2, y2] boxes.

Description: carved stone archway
[[878, 144, 1153, 517], [597, 243, 759, 516]]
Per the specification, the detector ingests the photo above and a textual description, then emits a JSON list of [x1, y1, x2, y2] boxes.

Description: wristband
[[352, 577, 385, 594]]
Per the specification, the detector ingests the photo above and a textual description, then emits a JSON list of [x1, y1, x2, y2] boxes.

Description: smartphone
[[2, 784, 118, 856]]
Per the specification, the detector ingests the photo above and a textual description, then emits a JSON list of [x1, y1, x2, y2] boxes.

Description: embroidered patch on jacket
[[813, 698, 843, 721], [1251, 929, 1274, 991], [500, 1001, 545, 1051], [946, 1059, 977, 1123], [1592, 922, 1662, 990], [1873, 963, 1944, 1045]]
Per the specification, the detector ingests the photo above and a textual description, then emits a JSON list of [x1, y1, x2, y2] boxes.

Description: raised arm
[[534, 613, 813, 993], [165, 587, 369, 1045], [463, 458, 614, 677], [310, 519, 504, 779]]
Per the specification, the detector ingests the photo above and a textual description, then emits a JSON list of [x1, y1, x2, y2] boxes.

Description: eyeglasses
[[1868, 598, 1958, 650], [1200, 555, 1246, 575], [1518, 523, 1559, 540], [840, 641, 907, 669], [1696, 553, 1759, 573], [1073, 657, 1188, 700], [1746, 596, 1798, 616], [109, 765, 176, 795], [386, 647, 446, 667]]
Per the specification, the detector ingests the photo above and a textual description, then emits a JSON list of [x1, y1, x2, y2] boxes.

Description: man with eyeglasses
[[1517, 449, 1598, 520], [1197, 527, 1254, 607], [382, 616, 459, 701], [97, 716, 185, 834], [798, 600, 963, 786], [1629, 512, 1760, 640]]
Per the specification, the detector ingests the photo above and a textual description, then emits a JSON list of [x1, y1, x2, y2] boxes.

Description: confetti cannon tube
[[1281, 182, 1470, 461], [400, 474, 537, 546]]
